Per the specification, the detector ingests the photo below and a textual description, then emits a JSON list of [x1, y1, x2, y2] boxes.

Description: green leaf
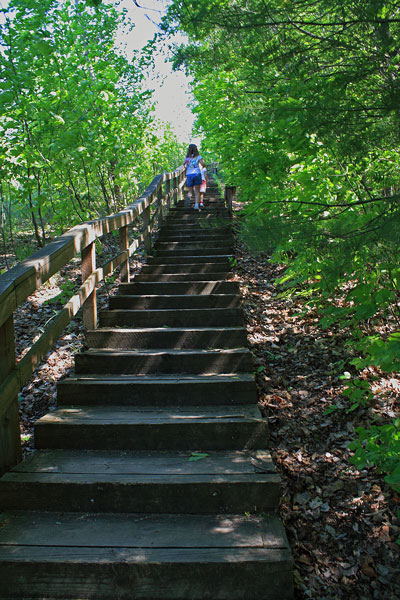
[[188, 452, 209, 462], [323, 404, 340, 415]]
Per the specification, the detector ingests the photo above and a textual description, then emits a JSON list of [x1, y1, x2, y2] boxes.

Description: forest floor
[[5, 215, 400, 600], [233, 239, 400, 600]]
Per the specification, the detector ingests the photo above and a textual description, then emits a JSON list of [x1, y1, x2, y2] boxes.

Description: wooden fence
[[0, 166, 186, 475]]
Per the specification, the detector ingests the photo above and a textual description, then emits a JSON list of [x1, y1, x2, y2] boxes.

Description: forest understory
[[6, 223, 400, 600], [233, 240, 400, 599]]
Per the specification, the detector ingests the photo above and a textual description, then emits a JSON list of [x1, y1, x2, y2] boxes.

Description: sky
[[0, 0, 199, 145], [116, 0, 200, 145]]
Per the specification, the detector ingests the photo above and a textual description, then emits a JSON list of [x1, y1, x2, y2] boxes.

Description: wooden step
[[160, 224, 230, 232], [134, 272, 233, 282], [166, 216, 230, 224], [0, 449, 280, 513], [140, 263, 231, 274], [146, 255, 231, 264], [155, 250, 233, 258], [157, 237, 230, 245], [169, 205, 228, 212], [0, 511, 293, 599], [158, 232, 231, 241], [34, 405, 268, 451], [168, 210, 229, 219], [57, 374, 257, 405], [156, 240, 233, 250], [108, 294, 240, 310], [86, 326, 248, 349], [98, 308, 244, 328], [75, 347, 252, 374], [119, 281, 239, 295]]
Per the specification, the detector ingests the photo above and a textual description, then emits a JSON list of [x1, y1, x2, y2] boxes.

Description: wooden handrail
[[0, 165, 185, 475]]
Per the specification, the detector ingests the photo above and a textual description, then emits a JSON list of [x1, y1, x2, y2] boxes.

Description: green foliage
[[349, 419, 400, 493], [341, 378, 374, 413], [0, 0, 183, 249], [44, 277, 76, 305], [162, 0, 400, 378], [351, 333, 400, 373], [14, 242, 37, 262], [162, 0, 400, 501]]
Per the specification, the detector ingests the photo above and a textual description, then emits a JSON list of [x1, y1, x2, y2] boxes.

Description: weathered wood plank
[[0, 472, 281, 513], [0, 270, 102, 422], [56, 373, 257, 406], [11, 449, 276, 475], [0, 315, 21, 475], [36, 404, 262, 423], [0, 399, 21, 477], [34, 404, 268, 451], [85, 325, 249, 350], [0, 512, 285, 548], [0, 547, 293, 600], [81, 241, 97, 330], [74, 346, 252, 375], [98, 307, 243, 328], [119, 225, 129, 283]]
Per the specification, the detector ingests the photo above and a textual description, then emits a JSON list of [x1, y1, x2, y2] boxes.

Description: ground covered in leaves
[[232, 240, 400, 600], [7, 219, 400, 599]]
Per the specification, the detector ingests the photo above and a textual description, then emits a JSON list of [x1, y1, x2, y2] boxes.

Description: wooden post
[[0, 314, 22, 475], [81, 241, 97, 329], [157, 185, 164, 228], [172, 175, 178, 206], [178, 171, 184, 203], [166, 178, 171, 211], [225, 186, 236, 217], [143, 204, 152, 254], [119, 224, 130, 283]]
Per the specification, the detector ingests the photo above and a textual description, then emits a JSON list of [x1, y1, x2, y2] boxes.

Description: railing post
[[178, 171, 184, 203], [157, 185, 164, 227], [81, 241, 97, 329], [225, 186, 235, 217], [172, 174, 178, 206], [166, 178, 171, 211], [119, 224, 130, 283], [143, 203, 152, 254], [0, 314, 22, 475]]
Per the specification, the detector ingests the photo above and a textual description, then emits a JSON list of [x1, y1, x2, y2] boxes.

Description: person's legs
[[185, 184, 193, 207], [194, 185, 200, 209], [199, 182, 206, 208]]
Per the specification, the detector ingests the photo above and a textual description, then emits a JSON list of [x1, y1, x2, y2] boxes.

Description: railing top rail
[[0, 166, 185, 329]]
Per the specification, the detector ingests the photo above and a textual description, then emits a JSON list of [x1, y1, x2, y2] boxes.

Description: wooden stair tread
[[146, 255, 232, 263], [109, 294, 240, 308], [37, 404, 262, 425], [60, 373, 255, 383], [73, 348, 254, 378], [1, 450, 280, 514], [0, 511, 289, 549], [134, 273, 233, 281], [118, 281, 239, 294], [78, 348, 251, 357], [87, 325, 247, 333], [9, 449, 276, 475]]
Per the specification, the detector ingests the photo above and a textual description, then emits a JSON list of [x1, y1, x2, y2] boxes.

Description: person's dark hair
[[186, 144, 199, 158]]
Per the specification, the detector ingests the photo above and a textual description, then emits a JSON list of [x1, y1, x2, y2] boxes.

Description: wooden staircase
[[0, 180, 293, 599]]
